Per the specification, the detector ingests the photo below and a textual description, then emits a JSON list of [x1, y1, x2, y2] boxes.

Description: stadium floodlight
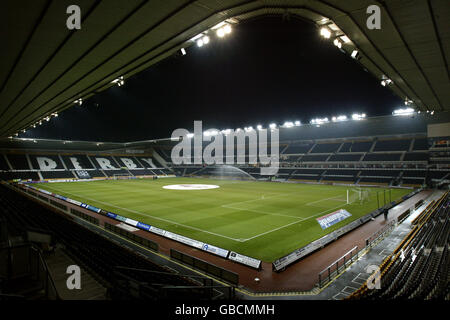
[[212, 21, 227, 30], [282, 121, 294, 128], [112, 76, 124, 86], [393, 107, 415, 116], [269, 123, 277, 129], [332, 115, 347, 122], [180, 48, 186, 55], [333, 38, 342, 48], [294, 120, 301, 126], [196, 39, 204, 47], [320, 27, 331, 39], [224, 24, 232, 34], [404, 98, 413, 105], [217, 28, 225, 38], [310, 117, 329, 125], [257, 124, 263, 130], [352, 113, 366, 120], [340, 35, 351, 43], [202, 36, 210, 44], [381, 77, 393, 87]]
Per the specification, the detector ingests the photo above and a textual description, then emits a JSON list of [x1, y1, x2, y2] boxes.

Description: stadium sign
[[228, 252, 261, 269], [316, 209, 352, 230], [171, 121, 279, 175]]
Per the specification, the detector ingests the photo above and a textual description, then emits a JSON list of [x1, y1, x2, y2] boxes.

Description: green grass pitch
[[32, 177, 412, 262]]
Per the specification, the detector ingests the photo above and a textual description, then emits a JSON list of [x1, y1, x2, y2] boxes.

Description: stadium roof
[[1, 0, 449, 138]]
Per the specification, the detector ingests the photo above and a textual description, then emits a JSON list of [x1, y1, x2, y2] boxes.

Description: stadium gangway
[[318, 246, 358, 288]]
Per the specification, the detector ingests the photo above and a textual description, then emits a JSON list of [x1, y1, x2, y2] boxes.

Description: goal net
[[347, 188, 370, 204], [112, 173, 133, 180]]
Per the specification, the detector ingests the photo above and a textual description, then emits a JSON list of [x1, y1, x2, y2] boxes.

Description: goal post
[[347, 188, 370, 204], [112, 173, 133, 180]]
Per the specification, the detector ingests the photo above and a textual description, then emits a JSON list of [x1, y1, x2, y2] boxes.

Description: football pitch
[[32, 178, 412, 262]]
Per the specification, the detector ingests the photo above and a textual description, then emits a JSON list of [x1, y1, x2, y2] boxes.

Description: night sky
[[23, 16, 402, 142]]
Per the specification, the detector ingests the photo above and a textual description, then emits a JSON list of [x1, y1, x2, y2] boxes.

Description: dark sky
[[23, 16, 402, 142]]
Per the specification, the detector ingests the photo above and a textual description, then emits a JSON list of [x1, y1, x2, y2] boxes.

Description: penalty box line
[[45, 186, 245, 243], [242, 203, 345, 242]]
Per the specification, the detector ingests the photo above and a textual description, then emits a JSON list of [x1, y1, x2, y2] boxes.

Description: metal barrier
[[365, 220, 397, 248], [318, 246, 358, 288]]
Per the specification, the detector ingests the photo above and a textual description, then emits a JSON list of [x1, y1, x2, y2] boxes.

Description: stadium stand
[[0, 152, 171, 182], [349, 192, 449, 300], [0, 184, 216, 300]]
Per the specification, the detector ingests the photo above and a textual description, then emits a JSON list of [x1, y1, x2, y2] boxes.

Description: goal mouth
[[162, 184, 220, 190]]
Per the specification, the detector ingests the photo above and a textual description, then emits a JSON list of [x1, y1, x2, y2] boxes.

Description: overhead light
[[282, 121, 294, 128], [333, 39, 342, 48], [180, 48, 186, 55], [245, 126, 254, 132], [310, 117, 329, 125], [112, 76, 124, 86], [340, 35, 351, 43], [352, 113, 366, 120], [75, 98, 83, 105], [257, 125, 263, 130], [212, 22, 227, 30], [202, 36, 210, 45], [351, 50, 359, 59], [393, 107, 415, 116], [217, 28, 225, 38], [332, 115, 347, 122], [404, 98, 413, 105], [320, 27, 331, 39], [196, 39, 204, 47], [430, 110, 435, 115], [224, 24, 232, 34], [381, 76, 393, 87], [269, 123, 277, 129]]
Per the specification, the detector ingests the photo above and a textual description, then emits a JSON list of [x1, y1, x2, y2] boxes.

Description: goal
[[347, 188, 370, 204], [112, 173, 133, 180]]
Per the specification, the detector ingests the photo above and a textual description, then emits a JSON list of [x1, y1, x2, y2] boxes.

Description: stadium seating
[[0, 152, 170, 182], [349, 192, 449, 300], [0, 184, 211, 300]]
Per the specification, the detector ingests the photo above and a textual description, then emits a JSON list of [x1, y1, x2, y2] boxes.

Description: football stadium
[[1, 0, 449, 309]]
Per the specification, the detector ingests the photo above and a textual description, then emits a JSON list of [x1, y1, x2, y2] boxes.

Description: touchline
[[171, 120, 279, 175]]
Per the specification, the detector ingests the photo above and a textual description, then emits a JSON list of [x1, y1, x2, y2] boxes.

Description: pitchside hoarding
[[316, 209, 352, 230]]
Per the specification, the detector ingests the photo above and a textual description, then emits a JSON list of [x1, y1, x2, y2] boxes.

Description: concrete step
[[44, 248, 108, 300]]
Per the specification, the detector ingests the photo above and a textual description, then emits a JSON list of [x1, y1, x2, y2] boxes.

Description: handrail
[[31, 246, 60, 300], [318, 246, 358, 288]]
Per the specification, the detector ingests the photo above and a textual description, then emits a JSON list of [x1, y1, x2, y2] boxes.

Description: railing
[[111, 266, 235, 300], [318, 246, 358, 288], [365, 220, 397, 248], [31, 246, 60, 300]]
